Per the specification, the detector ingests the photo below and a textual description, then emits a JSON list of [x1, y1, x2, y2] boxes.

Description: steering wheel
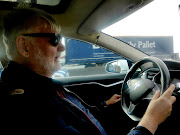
[[121, 57, 170, 121]]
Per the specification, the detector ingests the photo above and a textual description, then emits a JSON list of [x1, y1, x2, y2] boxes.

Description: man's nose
[[58, 42, 66, 52]]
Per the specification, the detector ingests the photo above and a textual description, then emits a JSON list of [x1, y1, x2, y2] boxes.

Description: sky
[[102, 0, 180, 55]]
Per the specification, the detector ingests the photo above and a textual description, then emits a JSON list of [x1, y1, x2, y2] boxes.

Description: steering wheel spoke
[[128, 102, 136, 115]]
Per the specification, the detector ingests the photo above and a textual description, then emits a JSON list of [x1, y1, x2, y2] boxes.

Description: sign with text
[[116, 36, 174, 59]]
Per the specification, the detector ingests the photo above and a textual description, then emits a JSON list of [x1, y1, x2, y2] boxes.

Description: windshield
[[102, 0, 180, 60]]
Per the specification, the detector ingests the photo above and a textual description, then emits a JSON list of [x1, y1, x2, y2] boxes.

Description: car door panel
[[61, 73, 138, 135]]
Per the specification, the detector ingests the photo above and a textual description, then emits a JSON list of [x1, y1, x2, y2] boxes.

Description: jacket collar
[[1, 61, 52, 85]]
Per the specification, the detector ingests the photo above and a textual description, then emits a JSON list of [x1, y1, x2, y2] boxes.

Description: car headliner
[[0, 0, 152, 67]]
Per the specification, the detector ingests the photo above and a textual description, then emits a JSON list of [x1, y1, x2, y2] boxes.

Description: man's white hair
[[2, 8, 61, 60]]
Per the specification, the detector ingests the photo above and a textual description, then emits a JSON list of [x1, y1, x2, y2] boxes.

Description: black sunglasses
[[23, 33, 62, 46]]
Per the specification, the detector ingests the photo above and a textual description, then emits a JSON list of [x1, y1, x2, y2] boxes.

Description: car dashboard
[[136, 60, 180, 95], [150, 60, 180, 94]]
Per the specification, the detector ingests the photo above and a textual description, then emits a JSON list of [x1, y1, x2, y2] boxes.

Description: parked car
[[0, 61, 3, 77], [52, 69, 69, 79]]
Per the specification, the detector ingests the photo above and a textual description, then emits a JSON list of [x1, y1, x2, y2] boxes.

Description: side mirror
[[105, 59, 129, 73]]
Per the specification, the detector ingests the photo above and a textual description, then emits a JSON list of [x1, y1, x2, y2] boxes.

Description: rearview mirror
[[105, 59, 129, 73]]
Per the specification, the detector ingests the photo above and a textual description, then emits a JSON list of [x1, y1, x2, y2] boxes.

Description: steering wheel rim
[[121, 57, 170, 121]]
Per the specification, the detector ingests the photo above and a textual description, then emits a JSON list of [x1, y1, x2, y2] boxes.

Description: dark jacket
[[0, 61, 151, 135]]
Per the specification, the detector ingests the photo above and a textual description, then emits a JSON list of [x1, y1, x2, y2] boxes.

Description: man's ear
[[16, 36, 29, 57]]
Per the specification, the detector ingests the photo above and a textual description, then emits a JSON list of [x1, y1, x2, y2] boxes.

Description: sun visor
[[78, 0, 153, 35]]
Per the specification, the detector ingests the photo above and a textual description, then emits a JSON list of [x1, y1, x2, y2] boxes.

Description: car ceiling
[[0, 0, 153, 67]]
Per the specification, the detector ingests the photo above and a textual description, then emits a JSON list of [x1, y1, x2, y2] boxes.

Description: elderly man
[[0, 8, 176, 135]]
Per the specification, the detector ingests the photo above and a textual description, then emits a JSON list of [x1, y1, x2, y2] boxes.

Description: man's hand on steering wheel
[[138, 84, 176, 134]]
